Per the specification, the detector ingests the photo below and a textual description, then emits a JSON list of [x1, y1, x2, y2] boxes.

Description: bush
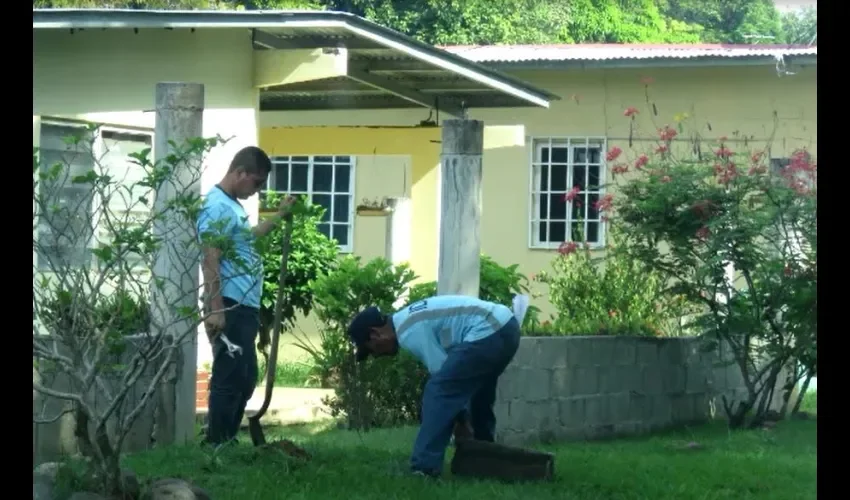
[[254, 192, 340, 363], [297, 256, 427, 429], [605, 97, 816, 428], [529, 234, 694, 337]]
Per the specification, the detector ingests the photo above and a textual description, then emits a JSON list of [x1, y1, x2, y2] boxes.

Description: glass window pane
[[538, 221, 548, 242], [586, 222, 600, 243], [290, 163, 308, 191], [333, 195, 350, 222], [334, 165, 351, 192], [548, 194, 567, 220], [588, 166, 601, 190], [587, 193, 600, 220], [317, 223, 331, 239], [312, 164, 333, 192], [538, 164, 549, 191], [550, 164, 568, 192], [332, 224, 349, 246], [313, 194, 332, 222], [572, 165, 587, 190], [551, 147, 568, 163], [549, 221, 566, 242], [314, 156, 333, 164], [539, 147, 550, 163], [537, 194, 549, 219], [334, 156, 351, 164], [274, 163, 289, 191]]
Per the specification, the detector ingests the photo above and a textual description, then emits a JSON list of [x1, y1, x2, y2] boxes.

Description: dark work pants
[[206, 297, 260, 445], [410, 317, 521, 475]]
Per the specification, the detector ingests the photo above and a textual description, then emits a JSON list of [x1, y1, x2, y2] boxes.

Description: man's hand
[[205, 311, 225, 342], [278, 195, 297, 216]]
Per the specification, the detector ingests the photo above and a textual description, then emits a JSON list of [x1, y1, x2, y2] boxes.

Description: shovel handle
[[253, 212, 294, 420]]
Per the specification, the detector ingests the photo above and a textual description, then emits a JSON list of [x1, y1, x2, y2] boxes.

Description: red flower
[[558, 241, 579, 256], [563, 186, 581, 202], [611, 163, 629, 175], [655, 144, 668, 154], [624, 106, 639, 117], [594, 193, 614, 212], [606, 146, 623, 162], [658, 126, 677, 142], [748, 165, 767, 176], [641, 76, 654, 85], [634, 154, 649, 169], [715, 146, 733, 159], [696, 226, 711, 240]]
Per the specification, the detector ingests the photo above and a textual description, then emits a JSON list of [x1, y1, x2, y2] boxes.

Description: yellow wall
[[33, 27, 263, 367], [261, 63, 817, 328]]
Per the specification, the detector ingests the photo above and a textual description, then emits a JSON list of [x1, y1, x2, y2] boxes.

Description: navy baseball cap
[[346, 306, 387, 362]]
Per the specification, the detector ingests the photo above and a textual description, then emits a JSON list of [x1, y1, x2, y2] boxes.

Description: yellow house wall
[[261, 63, 817, 341], [33, 27, 263, 368]]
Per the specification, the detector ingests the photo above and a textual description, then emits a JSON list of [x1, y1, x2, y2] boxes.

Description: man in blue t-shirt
[[197, 145, 294, 446], [347, 294, 524, 477]]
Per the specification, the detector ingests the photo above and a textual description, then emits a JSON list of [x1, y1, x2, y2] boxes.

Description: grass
[[257, 359, 322, 388], [124, 412, 817, 500]]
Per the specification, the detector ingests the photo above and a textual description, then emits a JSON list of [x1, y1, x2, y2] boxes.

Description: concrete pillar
[[437, 119, 484, 297], [150, 82, 204, 446]]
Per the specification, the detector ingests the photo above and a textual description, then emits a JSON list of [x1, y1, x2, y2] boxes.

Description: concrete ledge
[[495, 336, 748, 446]]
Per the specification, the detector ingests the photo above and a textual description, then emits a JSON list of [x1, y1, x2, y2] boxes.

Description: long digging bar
[[450, 438, 555, 482], [248, 211, 294, 446]]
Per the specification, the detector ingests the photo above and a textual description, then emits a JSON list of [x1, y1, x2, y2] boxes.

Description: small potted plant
[[356, 197, 393, 217]]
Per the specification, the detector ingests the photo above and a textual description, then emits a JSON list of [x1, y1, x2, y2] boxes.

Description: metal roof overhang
[[32, 8, 559, 117]]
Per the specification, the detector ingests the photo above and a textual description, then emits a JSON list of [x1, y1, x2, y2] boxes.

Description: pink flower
[[624, 106, 639, 117], [563, 186, 581, 203], [606, 146, 623, 162], [558, 241, 578, 256], [634, 154, 649, 170]]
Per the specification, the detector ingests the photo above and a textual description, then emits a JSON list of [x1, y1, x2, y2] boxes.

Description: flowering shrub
[[530, 234, 694, 337], [601, 96, 816, 428]]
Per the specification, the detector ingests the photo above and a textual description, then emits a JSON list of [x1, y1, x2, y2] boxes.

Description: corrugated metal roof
[[441, 44, 817, 63]]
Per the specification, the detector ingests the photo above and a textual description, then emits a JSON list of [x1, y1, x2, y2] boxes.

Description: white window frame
[[36, 118, 155, 272], [528, 136, 608, 250], [263, 155, 356, 253]]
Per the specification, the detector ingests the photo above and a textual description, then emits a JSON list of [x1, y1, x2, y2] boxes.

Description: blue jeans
[[206, 297, 260, 445], [410, 317, 521, 474]]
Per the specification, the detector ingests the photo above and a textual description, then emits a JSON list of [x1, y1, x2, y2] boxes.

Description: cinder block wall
[[494, 336, 748, 446]]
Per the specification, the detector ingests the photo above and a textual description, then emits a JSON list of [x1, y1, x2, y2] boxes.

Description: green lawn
[[124, 412, 817, 500]]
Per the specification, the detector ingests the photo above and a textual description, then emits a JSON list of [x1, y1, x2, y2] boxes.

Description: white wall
[[33, 27, 261, 368]]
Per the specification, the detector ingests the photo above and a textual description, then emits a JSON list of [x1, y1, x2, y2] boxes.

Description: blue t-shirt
[[391, 295, 515, 375], [196, 185, 263, 309]]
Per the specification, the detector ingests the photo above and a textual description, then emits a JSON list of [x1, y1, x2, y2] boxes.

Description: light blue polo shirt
[[196, 185, 263, 309], [391, 295, 515, 375]]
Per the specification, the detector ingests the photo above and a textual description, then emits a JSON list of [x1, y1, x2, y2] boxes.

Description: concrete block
[[585, 424, 616, 440], [710, 367, 728, 392], [567, 337, 595, 366], [661, 365, 687, 394], [636, 338, 660, 365], [553, 426, 586, 442], [592, 337, 617, 364], [691, 393, 712, 420], [533, 401, 561, 434], [642, 366, 664, 395], [660, 339, 686, 364], [670, 395, 694, 422], [614, 339, 637, 365], [494, 402, 510, 427], [571, 366, 598, 395], [686, 366, 709, 394], [496, 367, 524, 401], [614, 421, 642, 437], [608, 393, 631, 424], [525, 369, 553, 401], [584, 395, 612, 425], [558, 397, 586, 427], [617, 365, 642, 393], [535, 338, 569, 368], [629, 393, 653, 421], [510, 338, 539, 367], [550, 368, 571, 395], [651, 396, 673, 425]]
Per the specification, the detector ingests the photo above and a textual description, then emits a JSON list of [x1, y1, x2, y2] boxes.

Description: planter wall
[[494, 336, 751, 446], [33, 334, 177, 466]]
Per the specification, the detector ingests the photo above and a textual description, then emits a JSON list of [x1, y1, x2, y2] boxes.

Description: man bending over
[[346, 294, 527, 477]]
